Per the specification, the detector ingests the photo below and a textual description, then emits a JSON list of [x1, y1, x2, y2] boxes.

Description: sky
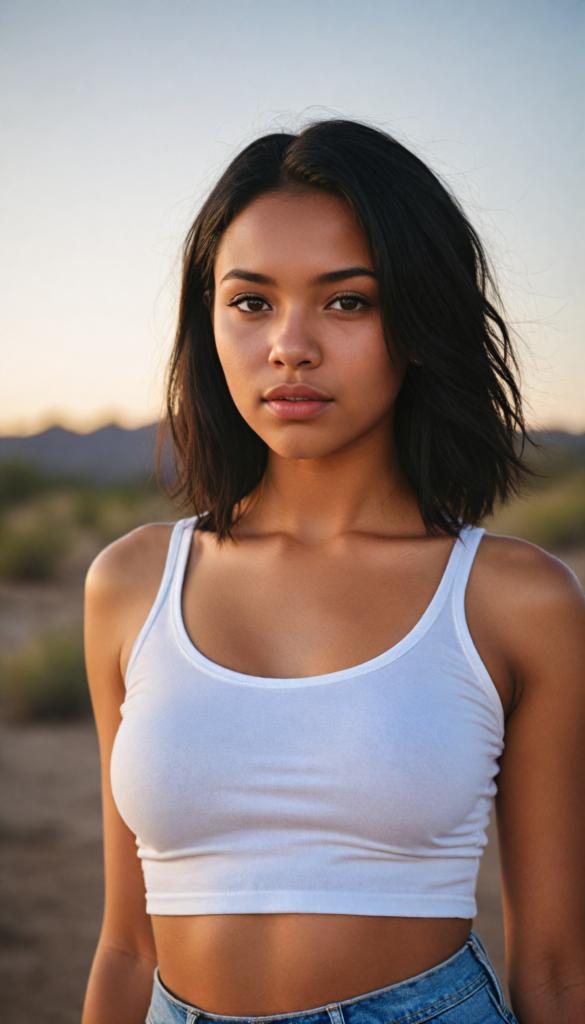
[[1, 0, 583, 435]]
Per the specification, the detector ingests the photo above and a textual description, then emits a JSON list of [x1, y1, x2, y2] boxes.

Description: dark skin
[[82, 192, 585, 1023]]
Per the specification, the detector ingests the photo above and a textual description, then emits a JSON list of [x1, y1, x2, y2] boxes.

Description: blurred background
[[0, 1, 583, 1021]]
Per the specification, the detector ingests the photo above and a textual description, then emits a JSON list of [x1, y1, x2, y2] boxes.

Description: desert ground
[[1, 545, 584, 1023]]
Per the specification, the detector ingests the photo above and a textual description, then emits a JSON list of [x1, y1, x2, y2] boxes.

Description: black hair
[[161, 118, 528, 539]]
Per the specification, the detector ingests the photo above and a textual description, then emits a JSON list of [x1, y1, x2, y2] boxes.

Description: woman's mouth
[[262, 386, 333, 421]]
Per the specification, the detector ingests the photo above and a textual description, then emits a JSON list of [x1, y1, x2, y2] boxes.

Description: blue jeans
[[146, 931, 517, 1023]]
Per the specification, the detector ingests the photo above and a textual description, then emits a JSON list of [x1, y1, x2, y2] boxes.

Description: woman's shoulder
[[465, 532, 584, 714], [474, 531, 584, 611], [468, 532, 584, 674], [85, 522, 177, 610]]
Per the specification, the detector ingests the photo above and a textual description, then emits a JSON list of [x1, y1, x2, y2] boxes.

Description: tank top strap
[[450, 525, 503, 729], [162, 515, 198, 598], [124, 517, 197, 686], [453, 525, 486, 591], [450, 526, 486, 616]]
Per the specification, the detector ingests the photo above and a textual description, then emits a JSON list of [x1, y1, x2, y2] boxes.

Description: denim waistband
[[147, 931, 514, 1024]]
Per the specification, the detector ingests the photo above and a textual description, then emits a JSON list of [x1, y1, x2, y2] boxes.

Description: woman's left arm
[[472, 537, 585, 1024]]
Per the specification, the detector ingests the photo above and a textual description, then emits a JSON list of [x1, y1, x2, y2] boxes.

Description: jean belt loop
[[186, 1012, 200, 1024], [327, 1004, 346, 1024]]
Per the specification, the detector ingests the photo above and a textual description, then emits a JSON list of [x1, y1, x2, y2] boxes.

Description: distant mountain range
[[0, 424, 163, 483], [0, 423, 583, 484]]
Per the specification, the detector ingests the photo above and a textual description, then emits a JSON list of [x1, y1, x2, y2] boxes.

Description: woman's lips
[[263, 397, 332, 420], [262, 386, 333, 421]]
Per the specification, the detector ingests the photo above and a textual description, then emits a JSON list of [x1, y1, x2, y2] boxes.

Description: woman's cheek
[[215, 329, 266, 421], [334, 332, 401, 415]]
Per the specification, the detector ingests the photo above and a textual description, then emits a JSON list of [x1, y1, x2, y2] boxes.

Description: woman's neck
[[238, 416, 424, 544]]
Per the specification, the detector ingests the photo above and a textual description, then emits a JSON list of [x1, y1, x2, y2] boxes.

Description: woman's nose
[[268, 310, 322, 369]]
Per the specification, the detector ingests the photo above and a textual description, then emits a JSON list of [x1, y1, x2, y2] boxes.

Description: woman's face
[[212, 190, 406, 461]]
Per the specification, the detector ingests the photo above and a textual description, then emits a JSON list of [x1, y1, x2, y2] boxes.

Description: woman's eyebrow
[[220, 269, 276, 285], [311, 267, 377, 285]]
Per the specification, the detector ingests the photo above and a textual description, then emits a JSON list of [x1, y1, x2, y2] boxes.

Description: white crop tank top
[[111, 518, 504, 919]]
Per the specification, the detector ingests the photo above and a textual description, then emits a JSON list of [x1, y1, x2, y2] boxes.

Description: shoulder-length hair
[[160, 118, 528, 539]]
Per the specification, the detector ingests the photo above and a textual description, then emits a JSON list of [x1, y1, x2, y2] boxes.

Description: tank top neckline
[[169, 519, 483, 689]]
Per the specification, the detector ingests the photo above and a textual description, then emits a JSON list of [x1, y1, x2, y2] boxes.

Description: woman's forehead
[[214, 190, 373, 283]]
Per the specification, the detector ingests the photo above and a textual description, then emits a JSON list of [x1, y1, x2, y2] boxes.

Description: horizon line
[[1, 419, 584, 440]]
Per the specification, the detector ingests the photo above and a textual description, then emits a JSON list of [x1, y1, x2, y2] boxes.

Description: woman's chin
[[266, 438, 357, 462]]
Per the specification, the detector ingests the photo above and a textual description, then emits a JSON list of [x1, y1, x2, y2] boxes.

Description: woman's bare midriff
[[152, 914, 472, 1015]]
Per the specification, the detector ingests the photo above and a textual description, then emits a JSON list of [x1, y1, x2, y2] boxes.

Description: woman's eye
[[329, 295, 366, 312], [230, 295, 270, 313]]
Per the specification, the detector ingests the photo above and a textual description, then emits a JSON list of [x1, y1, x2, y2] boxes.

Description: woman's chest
[[183, 534, 454, 679], [113, 663, 502, 855]]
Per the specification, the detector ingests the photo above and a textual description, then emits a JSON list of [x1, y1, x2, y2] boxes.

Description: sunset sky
[[1, 0, 583, 435]]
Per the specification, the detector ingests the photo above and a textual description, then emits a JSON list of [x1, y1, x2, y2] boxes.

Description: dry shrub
[[0, 523, 70, 581], [0, 459, 46, 508], [0, 626, 91, 719], [488, 470, 585, 550]]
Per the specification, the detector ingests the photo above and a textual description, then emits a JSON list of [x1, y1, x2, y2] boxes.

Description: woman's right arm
[[82, 526, 172, 1024]]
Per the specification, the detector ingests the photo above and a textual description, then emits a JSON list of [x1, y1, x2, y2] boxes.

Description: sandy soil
[[0, 537, 92, 654], [0, 721, 103, 1024], [1, 546, 583, 1023]]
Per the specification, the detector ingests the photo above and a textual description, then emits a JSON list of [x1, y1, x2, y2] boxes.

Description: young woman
[[82, 120, 585, 1024]]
